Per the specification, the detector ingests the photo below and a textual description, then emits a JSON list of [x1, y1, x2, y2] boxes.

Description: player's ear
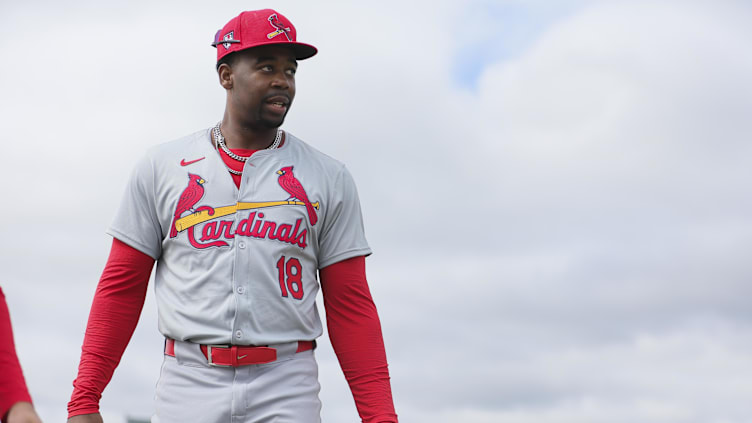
[[218, 63, 233, 90]]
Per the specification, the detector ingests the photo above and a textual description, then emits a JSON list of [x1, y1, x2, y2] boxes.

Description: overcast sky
[[2, 0, 752, 422]]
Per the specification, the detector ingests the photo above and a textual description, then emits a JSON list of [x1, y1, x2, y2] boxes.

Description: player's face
[[227, 45, 298, 129]]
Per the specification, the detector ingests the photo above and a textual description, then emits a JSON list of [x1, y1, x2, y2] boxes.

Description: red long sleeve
[[320, 256, 398, 423], [0, 288, 33, 421], [67, 238, 155, 419]]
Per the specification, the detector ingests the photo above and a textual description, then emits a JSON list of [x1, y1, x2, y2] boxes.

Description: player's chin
[[260, 114, 287, 129], [258, 104, 290, 127]]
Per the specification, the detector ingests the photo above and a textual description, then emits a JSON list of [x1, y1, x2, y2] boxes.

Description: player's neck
[[219, 116, 279, 150]]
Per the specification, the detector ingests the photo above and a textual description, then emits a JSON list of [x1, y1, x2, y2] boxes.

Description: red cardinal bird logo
[[267, 14, 292, 41], [170, 173, 206, 238], [277, 166, 318, 226]]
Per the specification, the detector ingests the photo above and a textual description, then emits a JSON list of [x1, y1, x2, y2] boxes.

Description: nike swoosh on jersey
[[180, 157, 206, 166]]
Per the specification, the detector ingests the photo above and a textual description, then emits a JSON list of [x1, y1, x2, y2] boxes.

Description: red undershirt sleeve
[[320, 256, 398, 423], [0, 288, 33, 422], [67, 238, 155, 419]]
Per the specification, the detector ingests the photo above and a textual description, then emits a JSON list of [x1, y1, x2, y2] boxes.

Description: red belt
[[165, 338, 315, 367]]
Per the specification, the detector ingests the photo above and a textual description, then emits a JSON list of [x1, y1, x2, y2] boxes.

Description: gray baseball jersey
[[108, 128, 371, 345]]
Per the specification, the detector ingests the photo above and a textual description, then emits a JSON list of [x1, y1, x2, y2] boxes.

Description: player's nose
[[270, 71, 292, 90]]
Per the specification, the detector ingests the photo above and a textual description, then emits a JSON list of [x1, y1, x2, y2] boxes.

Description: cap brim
[[290, 42, 317, 60], [213, 40, 318, 61]]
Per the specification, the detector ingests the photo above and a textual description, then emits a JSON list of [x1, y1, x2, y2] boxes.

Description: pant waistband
[[164, 338, 316, 367]]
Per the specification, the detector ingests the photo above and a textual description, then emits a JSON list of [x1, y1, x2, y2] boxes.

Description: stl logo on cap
[[267, 14, 292, 41]]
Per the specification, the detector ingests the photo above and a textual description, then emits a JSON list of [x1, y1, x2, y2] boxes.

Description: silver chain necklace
[[213, 122, 282, 175]]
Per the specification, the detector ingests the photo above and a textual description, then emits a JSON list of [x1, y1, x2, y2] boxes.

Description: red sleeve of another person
[[0, 287, 33, 421], [67, 238, 155, 419], [320, 256, 398, 423]]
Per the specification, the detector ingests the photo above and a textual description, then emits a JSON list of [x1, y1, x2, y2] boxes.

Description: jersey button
[[235, 330, 242, 339], [238, 242, 246, 249], [236, 286, 245, 294]]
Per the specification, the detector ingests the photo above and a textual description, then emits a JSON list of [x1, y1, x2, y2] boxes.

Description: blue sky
[[451, 1, 587, 89]]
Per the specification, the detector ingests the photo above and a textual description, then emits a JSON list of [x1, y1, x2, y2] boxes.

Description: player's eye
[[286, 68, 297, 76], [260, 65, 273, 72]]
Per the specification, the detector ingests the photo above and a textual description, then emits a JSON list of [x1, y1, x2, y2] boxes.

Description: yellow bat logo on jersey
[[175, 200, 319, 232], [170, 169, 320, 250]]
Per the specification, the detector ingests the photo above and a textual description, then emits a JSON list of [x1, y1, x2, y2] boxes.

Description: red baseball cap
[[212, 9, 317, 62]]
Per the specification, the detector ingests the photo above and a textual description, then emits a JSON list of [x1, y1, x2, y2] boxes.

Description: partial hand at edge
[[6, 402, 42, 423], [67, 413, 103, 423]]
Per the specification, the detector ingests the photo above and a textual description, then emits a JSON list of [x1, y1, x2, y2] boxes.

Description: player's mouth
[[264, 95, 290, 114]]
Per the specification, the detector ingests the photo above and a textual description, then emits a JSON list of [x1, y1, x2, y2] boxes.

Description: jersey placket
[[229, 158, 258, 344]]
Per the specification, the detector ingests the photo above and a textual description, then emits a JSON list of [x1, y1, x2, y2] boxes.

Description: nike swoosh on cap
[[181, 157, 205, 166]]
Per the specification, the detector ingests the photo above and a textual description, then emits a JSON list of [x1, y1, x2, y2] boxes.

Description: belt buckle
[[206, 345, 232, 367]]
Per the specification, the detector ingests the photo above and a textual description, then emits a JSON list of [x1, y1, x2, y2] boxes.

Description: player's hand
[[66, 413, 103, 423], [6, 401, 42, 423]]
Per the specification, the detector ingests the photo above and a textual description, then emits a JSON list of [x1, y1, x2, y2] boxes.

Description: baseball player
[[67, 9, 397, 423]]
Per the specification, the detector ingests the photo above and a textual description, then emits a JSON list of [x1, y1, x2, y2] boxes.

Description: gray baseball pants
[[152, 339, 322, 423]]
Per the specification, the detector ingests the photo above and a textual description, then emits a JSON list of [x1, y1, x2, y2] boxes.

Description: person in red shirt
[[1, 287, 42, 423]]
